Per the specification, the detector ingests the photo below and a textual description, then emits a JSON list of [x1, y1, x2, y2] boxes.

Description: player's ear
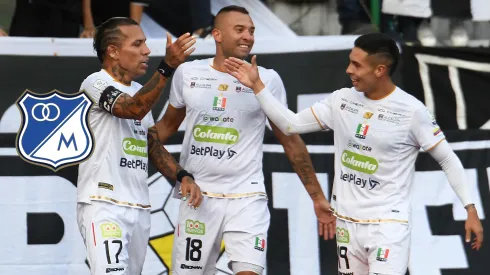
[[108, 45, 119, 61], [375, 64, 387, 78], [212, 29, 222, 43]]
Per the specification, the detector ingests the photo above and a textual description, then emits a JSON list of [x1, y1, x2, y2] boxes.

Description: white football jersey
[[311, 87, 445, 223], [77, 69, 154, 208], [169, 58, 287, 196]]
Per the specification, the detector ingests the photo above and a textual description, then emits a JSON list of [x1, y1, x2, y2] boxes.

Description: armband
[[99, 86, 124, 114]]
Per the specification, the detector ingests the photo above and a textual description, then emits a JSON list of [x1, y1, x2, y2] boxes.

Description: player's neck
[[103, 64, 132, 86], [364, 80, 396, 100], [212, 54, 228, 73]]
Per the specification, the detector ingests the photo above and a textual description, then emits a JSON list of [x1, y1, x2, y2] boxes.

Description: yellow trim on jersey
[[330, 207, 408, 224], [310, 107, 327, 130], [90, 195, 151, 209], [425, 138, 446, 152], [202, 191, 267, 198]]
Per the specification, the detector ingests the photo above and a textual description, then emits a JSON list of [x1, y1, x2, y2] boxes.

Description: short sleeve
[[265, 70, 288, 107], [80, 76, 125, 115], [310, 91, 338, 131], [80, 77, 109, 105], [168, 65, 185, 108], [408, 107, 446, 151]]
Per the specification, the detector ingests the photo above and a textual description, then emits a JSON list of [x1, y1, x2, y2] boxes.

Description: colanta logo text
[[193, 125, 239, 145], [341, 150, 378, 174]]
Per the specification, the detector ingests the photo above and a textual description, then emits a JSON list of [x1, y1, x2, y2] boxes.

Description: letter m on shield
[[15, 90, 95, 171]]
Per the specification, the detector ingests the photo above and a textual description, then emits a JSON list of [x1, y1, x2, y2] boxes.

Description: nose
[[346, 64, 353, 75], [142, 43, 151, 56], [243, 31, 254, 42]]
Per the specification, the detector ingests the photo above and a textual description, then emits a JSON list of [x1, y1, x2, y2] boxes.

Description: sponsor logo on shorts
[[376, 247, 390, 262], [347, 140, 372, 152], [185, 220, 205, 235], [119, 158, 148, 171], [181, 264, 203, 269], [341, 150, 378, 174], [254, 236, 266, 252], [340, 170, 380, 190], [193, 125, 239, 145], [122, 138, 147, 157], [100, 222, 122, 238], [336, 227, 350, 243], [190, 145, 237, 160], [106, 267, 124, 273]]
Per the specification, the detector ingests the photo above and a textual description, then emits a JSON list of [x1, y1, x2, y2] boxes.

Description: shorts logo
[[376, 247, 390, 262], [185, 220, 205, 235], [181, 264, 203, 269], [100, 222, 122, 238], [336, 227, 350, 243], [254, 236, 266, 251]]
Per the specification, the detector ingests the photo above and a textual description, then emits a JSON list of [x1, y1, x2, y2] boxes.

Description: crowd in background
[[0, 0, 489, 47]]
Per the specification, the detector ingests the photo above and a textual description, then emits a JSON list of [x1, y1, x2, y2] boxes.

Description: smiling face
[[345, 47, 381, 93], [212, 11, 255, 59], [108, 25, 151, 78]]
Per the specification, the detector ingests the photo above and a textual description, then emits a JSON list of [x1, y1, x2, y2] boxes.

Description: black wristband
[[157, 60, 175, 78], [177, 169, 194, 182]]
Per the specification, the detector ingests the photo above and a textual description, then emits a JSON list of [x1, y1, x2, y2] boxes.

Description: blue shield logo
[[16, 90, 95, 171]]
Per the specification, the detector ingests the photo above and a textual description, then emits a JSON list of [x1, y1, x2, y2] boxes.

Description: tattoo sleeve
[[284, 135, 326, 201], [111, 72, 168, 120], [148, 126, 182, 184]]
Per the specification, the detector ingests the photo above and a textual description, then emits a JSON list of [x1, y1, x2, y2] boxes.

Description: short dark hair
[[213, 5, 249, 28], [354, 33, 400, 75], [93, 17, 139, 63]]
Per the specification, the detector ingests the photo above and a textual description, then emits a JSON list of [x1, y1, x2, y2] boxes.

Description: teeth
[[239, 45, 248, 48]]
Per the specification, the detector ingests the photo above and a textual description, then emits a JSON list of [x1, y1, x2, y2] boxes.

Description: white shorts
[[77, 201, 151, 275], [172, 195, 270, 275], [336, 219, 410, 275]]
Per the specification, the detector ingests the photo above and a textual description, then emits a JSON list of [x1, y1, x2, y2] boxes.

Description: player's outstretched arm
[[428, 139, 483, 250], [224, 56, 322, 135], [271, 121, 336, 240], [147, 126, 202, 208], [109, 33, 196, 120], [154, 104, 186, 144]]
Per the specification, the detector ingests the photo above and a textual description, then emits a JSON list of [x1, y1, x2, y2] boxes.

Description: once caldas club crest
[[16, 90, 94, 171]]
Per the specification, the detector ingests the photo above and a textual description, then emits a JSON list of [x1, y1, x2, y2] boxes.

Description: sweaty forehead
[[215, 11, 254, 29]]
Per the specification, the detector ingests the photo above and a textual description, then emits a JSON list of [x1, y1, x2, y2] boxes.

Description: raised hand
[[164, 32, 196, 68], [224, 55, 264, 93]]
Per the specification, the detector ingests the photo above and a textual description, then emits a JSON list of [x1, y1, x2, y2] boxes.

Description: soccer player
[[224, 33, 484, 275], [154, 5, 332, 275], [77, 17, 203, 274]]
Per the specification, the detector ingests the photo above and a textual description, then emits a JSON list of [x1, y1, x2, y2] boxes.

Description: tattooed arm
[[148, 126, 203, 207], [270, 120, 326, 202], [147, 125, 183, 180], [110, 71, 169, 120]]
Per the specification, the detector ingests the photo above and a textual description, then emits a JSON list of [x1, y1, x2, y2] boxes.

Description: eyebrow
[[234, 25, 255, 30]]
